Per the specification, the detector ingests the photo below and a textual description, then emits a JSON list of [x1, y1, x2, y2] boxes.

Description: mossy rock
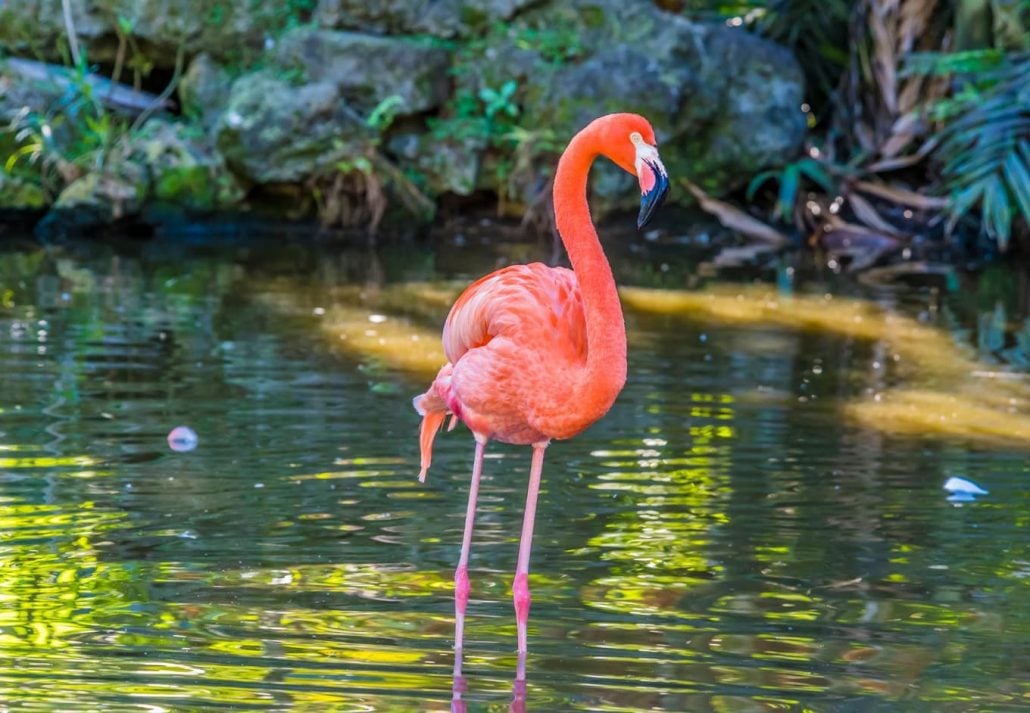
[[313, 0, 540, 38], [274, 27, 451, 116], [125, 120, 244, 211], [215, 71, 371, 184], [0, 0, 311, 70], [35, 164, 148, 240], [388, 131, 484, 197], [445, 0, 806, 209], [0, 174, 48, 210], [178, 53, 233, 130]]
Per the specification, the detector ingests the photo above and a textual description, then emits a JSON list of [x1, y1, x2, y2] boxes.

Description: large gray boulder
[[0, 0, 291, 68], [388, 131, 484, 197], [273, 27, 451, 115], [178, 53, 234, 131], [214, 71, 371, 184], [313, 0, 540, 38], [441, 0, 806, 206]]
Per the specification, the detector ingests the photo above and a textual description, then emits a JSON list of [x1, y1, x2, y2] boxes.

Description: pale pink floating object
[[167, 426, 198, 452]]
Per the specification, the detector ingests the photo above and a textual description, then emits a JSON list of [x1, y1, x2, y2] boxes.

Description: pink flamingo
[[413, 113, 669, 676]]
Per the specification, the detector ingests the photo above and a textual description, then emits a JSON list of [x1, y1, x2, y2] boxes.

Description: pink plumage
[[412, 113, 670, 681]]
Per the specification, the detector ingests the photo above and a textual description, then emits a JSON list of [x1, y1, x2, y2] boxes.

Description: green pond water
[[0, 235, 1028, 712]]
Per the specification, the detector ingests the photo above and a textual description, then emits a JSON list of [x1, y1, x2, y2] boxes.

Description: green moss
[[0, 10, 45, 57], [153, 165, 212, 207], [580, 6, 605, 28], [0, 174, 48, 210]]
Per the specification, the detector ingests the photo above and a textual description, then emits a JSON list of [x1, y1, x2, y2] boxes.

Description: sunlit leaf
[[903, 49, 1005, 76]]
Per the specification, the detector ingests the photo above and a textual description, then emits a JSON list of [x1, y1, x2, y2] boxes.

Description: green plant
[[430, 79, 522, 148], [512, 25, 584, 64], [746, 156, 837, 223], [366, 95, 405, 133], [4, 56, 127, 192], [311, 96, 434, 235], [908, 50, 1029, 250], [479, 80, 519, 125]]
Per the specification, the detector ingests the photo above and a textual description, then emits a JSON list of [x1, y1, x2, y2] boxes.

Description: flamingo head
[[598, 114, 670, 229]]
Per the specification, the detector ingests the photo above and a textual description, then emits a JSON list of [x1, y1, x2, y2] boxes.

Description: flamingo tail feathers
[[414, 364, 455, 483], [417, 408, 446, 483]]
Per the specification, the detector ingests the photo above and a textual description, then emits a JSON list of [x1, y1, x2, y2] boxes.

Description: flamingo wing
[[446, 263, 588, 441], [414, 263, 587, 475], [443, 263, 585, 365]]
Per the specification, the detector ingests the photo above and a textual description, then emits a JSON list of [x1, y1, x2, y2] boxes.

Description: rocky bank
[[0, 0, 807, 239]]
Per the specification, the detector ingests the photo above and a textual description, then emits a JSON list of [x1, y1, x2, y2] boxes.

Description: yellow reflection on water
[[259, 280, 676, 382], [846, 388, 1030, 442], [0, 490, 452, 706], [215, 562, 453, 598], [318, 303, 447, 380], [622, 285, 1030, 446], [585, 398, 735, 619], [0, 499, 131, 652], [255, 283, 449, 380], [262, 278, 1030, 444], [0, 455, 99, 469]]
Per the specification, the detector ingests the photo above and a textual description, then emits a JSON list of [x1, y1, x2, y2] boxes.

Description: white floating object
[[943, 476, 988, 496], [167, 425, 198, 452]]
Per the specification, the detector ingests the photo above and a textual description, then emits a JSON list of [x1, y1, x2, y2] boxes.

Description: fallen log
[[3, 57, 175, 116]]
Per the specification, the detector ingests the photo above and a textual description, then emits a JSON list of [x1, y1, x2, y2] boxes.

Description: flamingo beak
[[637, 158, 669, 229]]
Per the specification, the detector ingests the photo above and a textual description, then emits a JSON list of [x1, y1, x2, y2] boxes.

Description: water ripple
[[0, 249, 1027, 709]]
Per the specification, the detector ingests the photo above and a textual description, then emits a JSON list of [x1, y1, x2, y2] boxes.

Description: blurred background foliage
[[0, 0, 1026, 263], [663, 0, 1027, 259]]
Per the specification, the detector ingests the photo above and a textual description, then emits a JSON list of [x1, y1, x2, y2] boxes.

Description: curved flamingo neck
[[553, 123, 627, 418]]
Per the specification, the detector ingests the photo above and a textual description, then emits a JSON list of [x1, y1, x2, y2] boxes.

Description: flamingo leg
[[513, 441, 548, 679], [454, 438, 486, 660]]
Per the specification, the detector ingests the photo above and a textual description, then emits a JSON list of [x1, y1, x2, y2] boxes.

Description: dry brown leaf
[[820, 216, 901, 271], [856, 122, 878, 154], [854, 179, 949, 209], [848, 192, 903, 235], [897, 76, 925, 115], [866, 135, 938, 172], [683, 180, 788, 246], [711, 244, 777, 268], [858, 261, 955, 286], [869, 6, 898, 115], [880, 112, 925, 157], [897, 0, 935, 54]]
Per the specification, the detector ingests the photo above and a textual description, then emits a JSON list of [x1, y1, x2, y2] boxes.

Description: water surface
[[0, 238, 1028, 711]]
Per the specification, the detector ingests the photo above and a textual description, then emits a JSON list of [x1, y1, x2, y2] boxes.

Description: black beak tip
[[637, 169, 670, 230]]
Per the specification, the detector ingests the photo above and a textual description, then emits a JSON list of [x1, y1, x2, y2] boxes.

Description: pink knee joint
[[512, 572, 531, 620], [455, 565, 470, 612]]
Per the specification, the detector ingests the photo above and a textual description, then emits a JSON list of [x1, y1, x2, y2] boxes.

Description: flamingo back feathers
[[443, 263, 585, 366]]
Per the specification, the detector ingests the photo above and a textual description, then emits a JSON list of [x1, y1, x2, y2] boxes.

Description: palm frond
[[926, 53, 1030, 250]]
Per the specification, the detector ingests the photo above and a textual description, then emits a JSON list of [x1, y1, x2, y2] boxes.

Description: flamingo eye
[[629, 131, 643, 144]]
